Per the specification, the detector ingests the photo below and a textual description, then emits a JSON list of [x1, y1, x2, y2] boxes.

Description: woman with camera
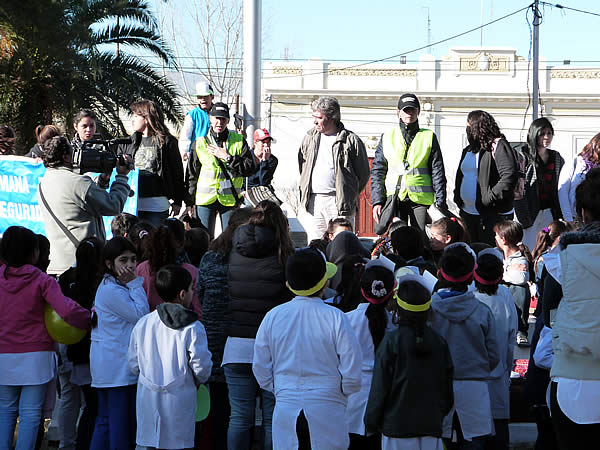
[[120, 99, 185, 226]]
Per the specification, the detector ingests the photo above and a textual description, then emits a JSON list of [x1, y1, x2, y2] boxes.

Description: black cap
[[286, 248, 337, 296], [397, 93, 420, 111], [210, 102, 230, 119]]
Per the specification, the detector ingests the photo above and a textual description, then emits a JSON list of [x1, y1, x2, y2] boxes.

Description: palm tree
[[0, 0, 182, 152]]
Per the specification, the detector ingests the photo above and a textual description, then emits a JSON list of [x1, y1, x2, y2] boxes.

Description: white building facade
[[261, 47, 600, 233]]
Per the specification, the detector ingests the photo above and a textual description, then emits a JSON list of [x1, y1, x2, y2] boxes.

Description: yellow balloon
[[44, 304, 86, 345]]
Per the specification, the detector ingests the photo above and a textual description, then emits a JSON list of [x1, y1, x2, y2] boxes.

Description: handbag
[[374, 176, 402, 235], [243, 185, 283, 207]]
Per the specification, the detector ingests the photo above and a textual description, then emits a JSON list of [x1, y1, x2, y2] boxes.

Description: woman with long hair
[[515, 118, 565, 249], [224, 200, 294, 450], [558, 132, 600, 223], [454, 110, 518, 246], [197, 206, 254, 450], [26, 124, 61, 158], [121, 99, 185, 226]]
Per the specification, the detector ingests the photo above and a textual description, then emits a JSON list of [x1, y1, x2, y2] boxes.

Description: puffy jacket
[[0, 264, 90, 354], [454, 139, 518, 215], [298, 123, 370, 216], [431, 289, 500, 380], [120, 132, 186, 206], [551, 224, 600, 380], [371, 121, 447, 207], [226, 224, 293, 338]]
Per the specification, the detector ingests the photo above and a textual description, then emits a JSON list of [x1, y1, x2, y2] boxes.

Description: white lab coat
[[253, 296, 362, 450], [344, 303, 396, 435], [128, 309, 212, 449]]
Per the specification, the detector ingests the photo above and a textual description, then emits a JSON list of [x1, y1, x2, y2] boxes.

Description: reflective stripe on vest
[[382, 127, 434, 206], [195, 132, 245, 206]]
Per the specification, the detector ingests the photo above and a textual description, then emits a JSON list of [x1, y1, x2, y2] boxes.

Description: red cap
[[253, 128, 274, 142]]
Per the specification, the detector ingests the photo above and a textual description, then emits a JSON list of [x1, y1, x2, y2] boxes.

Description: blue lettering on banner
[[0, 156, 138, 238]]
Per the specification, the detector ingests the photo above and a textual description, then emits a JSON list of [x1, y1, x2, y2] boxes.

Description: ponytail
[[365, 303, 388, 351]]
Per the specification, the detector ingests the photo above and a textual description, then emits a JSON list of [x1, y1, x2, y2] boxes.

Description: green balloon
[[195, 384, 211, 422], [44, 304, 86, 345]]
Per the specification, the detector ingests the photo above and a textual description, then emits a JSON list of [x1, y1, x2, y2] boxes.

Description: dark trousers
[[460, 210, 513, 247], [296, 410, 311, 450], [484, 419, 509, 450], [531, 405, 558, 450], [397, 200, 428, 232], [349, 432, 381, 450], [204, 381, 229, 450], [508, 284, 531, 336], [76, 385, 98, 450], [550, 381, 600, 450], [90, 385, 136, 450], [444, 412, 487, 450]]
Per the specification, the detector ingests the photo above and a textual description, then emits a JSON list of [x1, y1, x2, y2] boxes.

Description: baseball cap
[[286, 248, 337, 297], [253, 128, 276, 143], [210, 102, 230, 119], [195, 81, 213, 97], [397, 93, 420, 111]]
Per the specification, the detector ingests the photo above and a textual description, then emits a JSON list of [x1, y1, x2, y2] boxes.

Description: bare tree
[[158, 0, 243, 107]]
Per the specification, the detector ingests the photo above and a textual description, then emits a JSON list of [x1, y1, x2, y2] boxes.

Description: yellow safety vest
[[195, 132, 245, 206], [382, 127, 435, 205]]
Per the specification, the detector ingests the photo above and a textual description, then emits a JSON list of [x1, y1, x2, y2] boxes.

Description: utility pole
[[532, 0, 540, 120], [243, 0, 261, 141], [267, 94, 272, 131]]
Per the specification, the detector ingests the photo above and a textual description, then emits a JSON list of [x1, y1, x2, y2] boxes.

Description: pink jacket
[[0, 264, 91, 354], [135, 261, 202, 319]]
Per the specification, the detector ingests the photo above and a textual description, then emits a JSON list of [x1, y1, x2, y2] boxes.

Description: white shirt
[[558, 156, 588, 222], [253, 296, 362, 450], [221, 337, 255, 366], [128, 309, 212, 448], [311, 133, 337, 194], [556, 378, 600, 424], [460, 151, 479, 215], [90, 275, 149, 388], [0, 352, 57, 386], [443, 380, 494, 440], [344, 303, 396, 434]]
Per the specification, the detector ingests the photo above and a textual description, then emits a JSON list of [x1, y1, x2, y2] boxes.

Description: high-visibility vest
[[195, 132, 244, 206], [382, 126, 435, 206]]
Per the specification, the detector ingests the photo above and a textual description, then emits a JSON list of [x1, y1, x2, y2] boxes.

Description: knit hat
[[394, 267, 432, 312], [360, 257, 396, 304], [286, 248, 337, 296]]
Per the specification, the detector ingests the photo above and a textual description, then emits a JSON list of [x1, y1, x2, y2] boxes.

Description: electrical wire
[[539, 2, 600, 18]]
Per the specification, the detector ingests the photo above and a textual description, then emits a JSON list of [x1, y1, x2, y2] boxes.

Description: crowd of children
[[1, 171, 599, 450]]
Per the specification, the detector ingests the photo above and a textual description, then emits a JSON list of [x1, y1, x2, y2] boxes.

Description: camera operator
[[38, 136, 133, 276]]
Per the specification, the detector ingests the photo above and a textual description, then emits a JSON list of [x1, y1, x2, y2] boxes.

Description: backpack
[[491, 138, 527, 201]]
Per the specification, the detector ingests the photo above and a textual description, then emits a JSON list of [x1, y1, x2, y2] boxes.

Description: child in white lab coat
[[253, 248, 362, 450], [128, 264, 212, 449]]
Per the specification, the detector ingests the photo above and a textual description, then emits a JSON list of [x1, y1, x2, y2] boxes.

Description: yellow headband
[[288, 262, 337, 297], [395, 295, 432, 312]]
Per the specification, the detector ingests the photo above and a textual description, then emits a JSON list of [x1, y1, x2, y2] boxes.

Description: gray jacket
[[431, 290, 501, 380], [38, 167, 130, 275], [298, 123, 370, 216]]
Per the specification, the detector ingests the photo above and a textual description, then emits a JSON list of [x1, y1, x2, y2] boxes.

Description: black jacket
[[365, 325, 454, 438], [120, 132, 186, 206], [454, 139, 518, 215], [186, 129, 255, 207], [245, 154, 278, 189], [25, 144, 44, 158], [371, 122, 447, 207], [226, 224, 293, 338], [514, 149, 564, 228]]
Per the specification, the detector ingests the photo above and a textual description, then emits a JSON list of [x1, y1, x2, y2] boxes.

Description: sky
[[257, 0, 600, 65]]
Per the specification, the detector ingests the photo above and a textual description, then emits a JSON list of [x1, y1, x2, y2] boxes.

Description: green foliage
[[0, 0, 183, 153]]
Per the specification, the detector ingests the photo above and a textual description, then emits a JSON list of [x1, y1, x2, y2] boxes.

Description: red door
[[355, 157, 376, 237]]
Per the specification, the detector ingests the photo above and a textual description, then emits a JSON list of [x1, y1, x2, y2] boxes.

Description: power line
[[540, 2, 600, 18]]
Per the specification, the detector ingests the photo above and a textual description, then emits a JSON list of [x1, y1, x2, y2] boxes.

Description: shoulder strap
[[206, 133, 243, 202], [38, 182, 80, 249]]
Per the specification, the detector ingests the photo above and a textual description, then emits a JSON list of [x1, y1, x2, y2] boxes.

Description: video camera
[[72, 137, 134, 175]]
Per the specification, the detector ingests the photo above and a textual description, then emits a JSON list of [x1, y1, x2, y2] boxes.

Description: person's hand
[[208, 143, 228, 161], [181, 151, 189, 162], [261, 146, 271, 161], [116, 154, 132, 175], [116, 265, 136, 284], [170, 204, 181, 217], [186, 206, 195, 218], [372, 204, 382, 222]]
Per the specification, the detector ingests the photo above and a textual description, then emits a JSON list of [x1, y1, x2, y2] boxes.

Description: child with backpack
[[128, 265, 212, 449]]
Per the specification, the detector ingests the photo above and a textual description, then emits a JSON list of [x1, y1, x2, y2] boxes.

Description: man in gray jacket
[[38, 136, 132, 275], [298, 96, 370, 240]]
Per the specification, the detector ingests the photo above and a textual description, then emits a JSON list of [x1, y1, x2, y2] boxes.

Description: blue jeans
[[90, 385, 136, 450], [137, 209, 169, 227], [196, 202, 235, 239], [224, 363, 275, 450], [0, 383, 47, 450]]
